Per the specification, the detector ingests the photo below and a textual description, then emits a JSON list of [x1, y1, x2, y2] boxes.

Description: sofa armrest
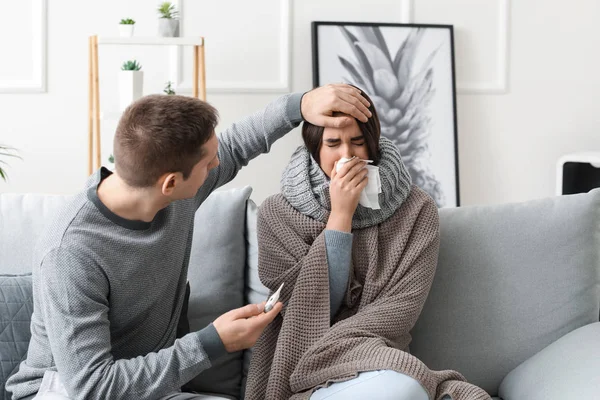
[[498, 322, 600, 400]]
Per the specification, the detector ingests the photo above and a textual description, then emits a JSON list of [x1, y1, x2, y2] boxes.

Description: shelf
[[97, 37, 204, 46], [89, 34, 206, 174]]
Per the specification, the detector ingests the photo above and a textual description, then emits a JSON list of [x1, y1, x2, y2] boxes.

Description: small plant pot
[[119, 70, 143, 111], [119, 24, 135, 37], [158, 18, 179, 37]]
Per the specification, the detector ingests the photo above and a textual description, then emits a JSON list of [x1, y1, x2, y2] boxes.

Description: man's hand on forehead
[[301, 84, 372, 128]]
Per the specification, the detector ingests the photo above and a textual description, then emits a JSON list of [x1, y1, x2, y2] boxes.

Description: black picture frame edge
[[447, 24, 461, 207], [311, 20, 461, 207]]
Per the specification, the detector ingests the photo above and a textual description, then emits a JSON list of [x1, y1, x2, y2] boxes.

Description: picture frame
[[312, 21, 460, 207]]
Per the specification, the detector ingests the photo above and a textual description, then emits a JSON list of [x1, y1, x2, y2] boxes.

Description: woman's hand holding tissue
[[326, 157, 368, 233]]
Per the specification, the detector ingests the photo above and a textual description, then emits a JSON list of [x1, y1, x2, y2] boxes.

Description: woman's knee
[[310, 370, 429, 400]]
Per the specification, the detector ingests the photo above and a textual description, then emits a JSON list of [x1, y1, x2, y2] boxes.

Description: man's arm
[[39, 247, 226, 400], [195, 93, 303, 204], [196, 84, 372, 204]]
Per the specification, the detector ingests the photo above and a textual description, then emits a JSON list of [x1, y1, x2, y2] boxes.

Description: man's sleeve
[[39, 247, 227, 400], [195, 92, 304, 206]]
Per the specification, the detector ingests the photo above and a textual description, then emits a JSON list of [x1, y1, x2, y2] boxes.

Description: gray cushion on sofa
[[186, 186, 252, 398], [1, 275, 33, 400], [410, 189, 600, 396], [244, 199, 269, 306], [0, 194, 70, 275], [499, 322, 600, 400]]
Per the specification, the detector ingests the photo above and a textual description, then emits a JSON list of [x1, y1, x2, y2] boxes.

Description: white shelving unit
[[97, 37, 204, 46], [88, 35, 206, 174]]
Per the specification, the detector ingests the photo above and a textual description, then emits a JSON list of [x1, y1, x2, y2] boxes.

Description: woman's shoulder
[[260, 193, 326, 225], [259, 193, 289, 214], [386, 185, 439, 225], [407, 185, 438, 210], [258, 193, 301, 223]]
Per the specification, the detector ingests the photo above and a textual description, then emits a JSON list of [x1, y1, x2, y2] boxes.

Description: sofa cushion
[[186, 186, 252, 398], [244, 199, 270, 306], [0, 275, 33, 400], [0, 194, 71, 275], [498, 322, 600, 400], [410, 189, 600, 396]]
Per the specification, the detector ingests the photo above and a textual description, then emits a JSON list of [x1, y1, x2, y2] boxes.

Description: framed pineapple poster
[[312, 22, 460, 207]]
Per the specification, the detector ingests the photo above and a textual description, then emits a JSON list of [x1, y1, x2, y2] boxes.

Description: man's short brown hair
[[113, 94, 219, 188]]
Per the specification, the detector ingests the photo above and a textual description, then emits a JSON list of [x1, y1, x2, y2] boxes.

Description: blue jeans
[[310, 370, 431, 400], [26, 391, 214, 399]]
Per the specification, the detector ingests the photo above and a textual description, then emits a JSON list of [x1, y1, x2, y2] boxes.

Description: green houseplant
[[0, 145, 21, 182], [119, 18, 136, 37], [119, 60, 143, 110], [163, 81, 176, 95], [157, 2, 179, 37], [121, 60, 142, 71]]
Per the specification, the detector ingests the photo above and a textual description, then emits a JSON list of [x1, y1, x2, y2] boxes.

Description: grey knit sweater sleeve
[[324, 230, 353, 319], [195, 93, 303, 205], [37, 247, 221, 399]]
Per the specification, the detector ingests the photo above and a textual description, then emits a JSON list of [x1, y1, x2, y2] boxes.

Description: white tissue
[[335, 157, 382, 210], [35, 370, 70, 398]]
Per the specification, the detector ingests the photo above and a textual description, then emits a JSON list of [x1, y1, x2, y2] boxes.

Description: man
[[5, 84, 372, 400]]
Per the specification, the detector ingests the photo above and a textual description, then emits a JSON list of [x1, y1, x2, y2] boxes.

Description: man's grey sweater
[[6, 94, 304, 400]]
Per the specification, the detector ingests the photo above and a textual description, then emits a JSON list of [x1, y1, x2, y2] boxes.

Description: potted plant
[[0, 145, 21, 182], [119, 60, 143, 111], [157, 2, 179, 37], [163, 81, 176, 95], [119, 18, 136, 37]]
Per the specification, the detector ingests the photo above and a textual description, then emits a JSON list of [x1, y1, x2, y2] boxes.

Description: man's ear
[[160, 173, 179, 196]]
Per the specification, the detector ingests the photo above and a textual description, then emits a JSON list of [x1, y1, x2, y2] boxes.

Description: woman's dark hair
[[301, 86, 380, 165]]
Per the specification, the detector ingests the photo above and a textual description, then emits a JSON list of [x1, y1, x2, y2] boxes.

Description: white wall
[[1, 0, 599, 206]]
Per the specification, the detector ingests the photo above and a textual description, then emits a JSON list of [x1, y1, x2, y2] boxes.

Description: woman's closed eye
[[351, 136, 365, 146], [325, 143, 364, 148], [324, 139, 341, 148], [324, 138, 365, 147]]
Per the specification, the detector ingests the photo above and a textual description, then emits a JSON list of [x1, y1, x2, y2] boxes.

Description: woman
[[245, 88, 490, 400]]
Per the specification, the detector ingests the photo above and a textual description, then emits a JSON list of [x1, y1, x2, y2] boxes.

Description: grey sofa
[[1, 187, 599, 400]]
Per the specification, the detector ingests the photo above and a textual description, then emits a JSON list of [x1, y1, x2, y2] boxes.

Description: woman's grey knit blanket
[[245, 186, 491, 400]]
